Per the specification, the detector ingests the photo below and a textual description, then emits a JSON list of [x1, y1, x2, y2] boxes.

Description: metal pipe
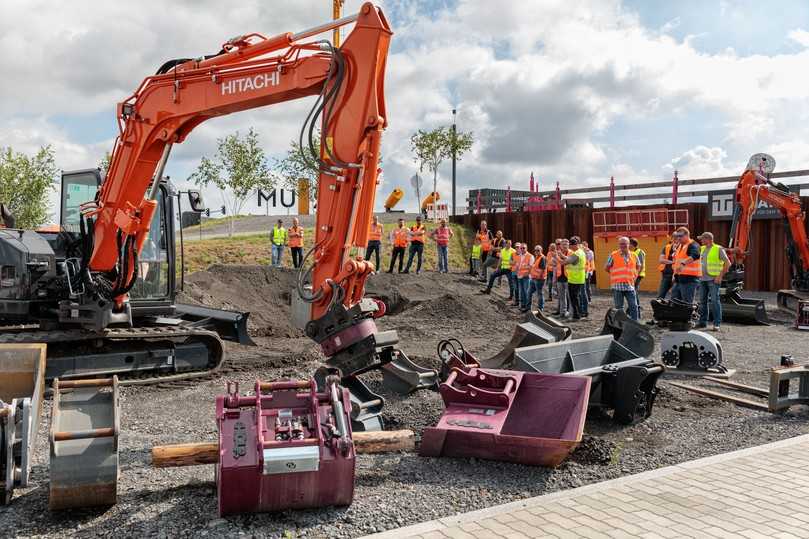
[[291, 12, 359, 43], [149, 144, 173, 200], [330, 382, 349, 446]]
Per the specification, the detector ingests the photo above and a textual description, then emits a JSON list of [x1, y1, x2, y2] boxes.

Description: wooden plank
[[151, 429, 417, 468], [667, 382, 769, 411], [704, 377, 769, 397]]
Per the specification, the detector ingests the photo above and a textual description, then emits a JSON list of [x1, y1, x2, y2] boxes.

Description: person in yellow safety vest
[[657, 231, 681, 299], [270, 219, 287, 268], [366, 216, 383, 272], [525, 245, 547, 312], [628, 237, 646, 317], [288, 217, 304, 269], [604, 236, 641, 320], [553, 239, 571, 318], [403, 216, 426, 274], [582, 240, 595, 304], [482, 239, 515, 295], [387, 218, 409, 273], [671, 226, 702, 305], [470, 236, 482, 278], [696, 231, 731, 332], [510, 243, 534, 307], [562, 237, 588, 320]]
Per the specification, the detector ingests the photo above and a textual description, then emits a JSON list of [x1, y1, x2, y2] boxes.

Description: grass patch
[[181, 222, 475, 274]]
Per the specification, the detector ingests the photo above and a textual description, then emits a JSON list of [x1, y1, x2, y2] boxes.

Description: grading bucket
[[420, 368, 590, 467], [477, 311, 571, 370], [514, 335, 663, 424], [49, 377, 120, 510], [0, 343, 46, 505]]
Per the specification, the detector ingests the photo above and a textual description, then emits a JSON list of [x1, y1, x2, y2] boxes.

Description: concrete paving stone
[[439, 528, 476, 539], [604, 530, 637, 539], [772, 533, 802, 539], [421, 532, 448, 539], [738, 530, 777, 539]]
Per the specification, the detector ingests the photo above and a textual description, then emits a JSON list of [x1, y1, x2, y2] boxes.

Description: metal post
[[451, 108, 457, 217], [332, 0, 345, 47], [672, 170, 679, 206], [609, 176, 615, 209]]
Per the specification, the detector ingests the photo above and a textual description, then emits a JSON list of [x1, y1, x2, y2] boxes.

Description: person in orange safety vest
[[288, 217, 304, 269], [387, 218, 409, 274], [366, 215, 383, 271]]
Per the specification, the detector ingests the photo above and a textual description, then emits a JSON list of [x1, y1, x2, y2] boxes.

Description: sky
[[2, 0, 809, 220]]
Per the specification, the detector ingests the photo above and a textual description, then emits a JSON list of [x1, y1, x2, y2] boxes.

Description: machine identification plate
[[262, 445, 320, 475]]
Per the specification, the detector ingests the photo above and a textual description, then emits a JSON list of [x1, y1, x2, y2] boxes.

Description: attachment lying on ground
[[514, 334, 664, 424], [216, 378, 355, 516], [0, 343, 46, 505], [652, 299, 727, 375], [600, 308, 655, 358], [420, 368, 589, 467], [717, 281, 770, 326], [49, 377, 120, 510]]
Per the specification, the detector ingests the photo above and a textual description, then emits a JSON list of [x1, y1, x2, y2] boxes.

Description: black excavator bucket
[[175, 303, 257, 346], [717, 282, 769, 325], [478, 310, 572, 370], [600, 308, 656, 358]]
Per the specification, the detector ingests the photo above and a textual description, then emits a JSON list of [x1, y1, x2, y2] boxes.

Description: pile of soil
[[179, 264, 302, 338]]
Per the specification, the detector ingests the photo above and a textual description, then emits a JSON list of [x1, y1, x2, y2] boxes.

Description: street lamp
[[451, 108, 457, 217]]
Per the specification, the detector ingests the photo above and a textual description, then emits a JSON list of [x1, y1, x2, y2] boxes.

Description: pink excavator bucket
[[420, 368, 590, 467]]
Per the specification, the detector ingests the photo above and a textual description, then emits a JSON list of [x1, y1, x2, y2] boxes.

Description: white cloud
[[788, 29, 809, 48]]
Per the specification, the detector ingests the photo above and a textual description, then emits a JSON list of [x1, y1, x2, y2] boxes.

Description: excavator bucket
[[718, 282, 769, 325], [49, 378, 120, 510], [600, 309, 656, 358], [0, 343, 46, 505], [420, 368, 590, 467], [478, 311, 571, 370]]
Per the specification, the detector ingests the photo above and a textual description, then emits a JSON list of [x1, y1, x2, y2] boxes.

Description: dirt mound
[[570, 435, 616, 465], [179, 264, 301, 337]]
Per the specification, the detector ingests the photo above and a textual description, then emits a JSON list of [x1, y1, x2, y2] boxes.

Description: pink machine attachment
[[420, 368, 590, 467], [216, 378, 355, 516]]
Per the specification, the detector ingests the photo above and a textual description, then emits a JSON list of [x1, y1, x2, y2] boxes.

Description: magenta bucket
[[216, 379, 355, 516], [420, 368, 590, 467]]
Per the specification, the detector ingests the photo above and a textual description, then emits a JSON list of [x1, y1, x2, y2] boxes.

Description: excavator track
[[0, 325, 225, 386]]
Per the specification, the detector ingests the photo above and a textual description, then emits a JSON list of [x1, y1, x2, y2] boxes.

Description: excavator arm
[[728, 154, 809, 292], [81, 4, 390, 324]]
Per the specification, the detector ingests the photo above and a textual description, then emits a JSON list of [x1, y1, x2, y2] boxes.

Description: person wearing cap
[[657, 232, 679, 299], [403, 216, 426, 274], [605, 236, 641, 320], [482, 239, 515, 295], [563, 236, 587, 319], [671, 227, 702, 304], [697, 231, 730, 331], [270, 219, 287, 268], [629, 238, 646, 317]]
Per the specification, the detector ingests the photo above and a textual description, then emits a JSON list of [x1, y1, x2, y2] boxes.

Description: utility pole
[[333, 0, 345, 46], [451, 108, 457, 217]]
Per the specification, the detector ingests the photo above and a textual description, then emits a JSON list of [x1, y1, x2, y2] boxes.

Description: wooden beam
[[151, 429, 417, 468], [667, 382, 769, 411], [703, 378, 769, 397]]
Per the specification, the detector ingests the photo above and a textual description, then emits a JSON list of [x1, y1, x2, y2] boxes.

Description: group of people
[[270, 215, 455, 274], [472, 221, 596, 319]]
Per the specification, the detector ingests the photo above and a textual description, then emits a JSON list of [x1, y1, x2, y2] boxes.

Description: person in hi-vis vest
[[270, 219, 287, 268]]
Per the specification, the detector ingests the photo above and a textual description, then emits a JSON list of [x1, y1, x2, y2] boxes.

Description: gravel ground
[[2, 268, 808, 538]]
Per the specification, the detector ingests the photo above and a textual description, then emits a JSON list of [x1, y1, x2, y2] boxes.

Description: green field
[[182, 222, 474, 273]]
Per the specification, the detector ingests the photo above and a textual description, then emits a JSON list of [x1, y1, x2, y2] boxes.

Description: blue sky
[[2, 0, 809, 218]]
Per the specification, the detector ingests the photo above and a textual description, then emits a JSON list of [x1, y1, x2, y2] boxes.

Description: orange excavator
[[0, 4, 432, 429], [727, 153, 809, 320]]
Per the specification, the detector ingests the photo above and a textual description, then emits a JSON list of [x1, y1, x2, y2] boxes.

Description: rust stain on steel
[[53, 427, 116, 442], [49, 483, 117, 511]]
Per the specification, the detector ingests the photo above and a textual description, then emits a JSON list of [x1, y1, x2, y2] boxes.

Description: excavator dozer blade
[[478, 311, 572, 370], [718, 284, 770, 325], [175, 303, 257, 346]]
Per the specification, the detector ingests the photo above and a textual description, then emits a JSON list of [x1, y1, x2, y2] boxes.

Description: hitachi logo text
[[221, 72, 280, 96]]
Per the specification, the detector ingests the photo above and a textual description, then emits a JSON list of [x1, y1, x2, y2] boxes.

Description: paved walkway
[[363, 433, 809, 539]]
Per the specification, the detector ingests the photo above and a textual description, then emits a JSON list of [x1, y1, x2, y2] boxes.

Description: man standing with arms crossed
[[288, 217, 304, 269], [270, 219, 287, 268], [671, 227, 702, 305], [430, 219, 454, 273], [696, 231, 730, 332], [605, 236, 641, 320], [403, 216, 426, 274], [657, 231, 679, 299], [387, 218, 409, 273]]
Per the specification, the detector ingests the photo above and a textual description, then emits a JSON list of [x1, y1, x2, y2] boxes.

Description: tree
[[0, 146, 58, 228], [188, 128, 273, 236], [273, 131, 321, 203], [410, 126, 473, 219], [98, 151, 111, 177]]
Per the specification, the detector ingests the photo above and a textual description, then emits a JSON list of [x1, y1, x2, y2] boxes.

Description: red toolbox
[[420, 368, 590, 467], [216, 378, 355, 516]]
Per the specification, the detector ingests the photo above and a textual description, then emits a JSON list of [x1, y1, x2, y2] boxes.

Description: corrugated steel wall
[[452, 199, 809, 292]]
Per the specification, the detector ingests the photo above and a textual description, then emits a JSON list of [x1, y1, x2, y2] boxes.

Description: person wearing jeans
[[270, 219, 287, 268], [387, 218, 408, 273], [554, 240, 571, 317], [696, 231, 730, 331], [563, 237, 587, 319], [288, 217, 304, 269], [546, 244, 557, 302], [482, 240, 515, 295], [403, 216, 426, 274], [430, 219, 453, 273], [511, 243, 533, 309], [476, 222, 493, 283], [604, 236, 641, 320], [525, 245, 546, 311], [671, 227, 702, 305], [657, 233, 678, 299], [366, 216, 383, 271]]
